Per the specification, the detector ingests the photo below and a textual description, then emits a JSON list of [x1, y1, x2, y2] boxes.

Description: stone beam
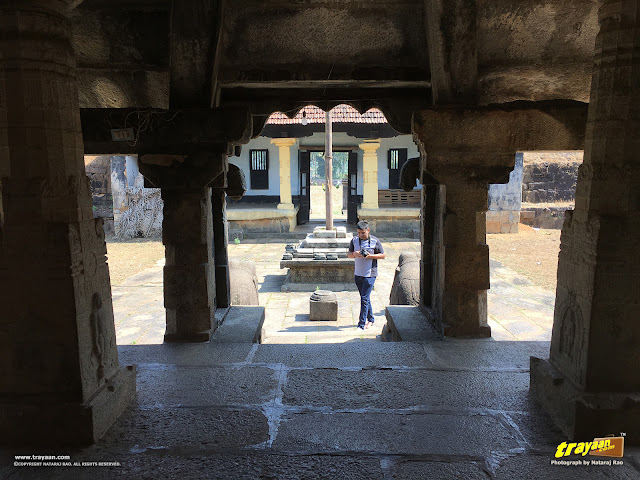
[[413, 101, 589, 165], [169, 0, 225, 108], [80, 106, 252, 155], [424, 0, 478, 104], [139, 152, 227, 191]]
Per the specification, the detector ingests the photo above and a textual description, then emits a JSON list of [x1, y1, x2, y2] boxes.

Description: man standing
[[347, 221, 386, 330]]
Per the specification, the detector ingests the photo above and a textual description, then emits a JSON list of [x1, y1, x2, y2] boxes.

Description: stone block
[[384, 306, 441, 342], [530, 357, 640, 444], [486, 220, 501, 234], [310, 290, 338, 321], [313, 227, 337, 238], [212, 306, 265, 343]]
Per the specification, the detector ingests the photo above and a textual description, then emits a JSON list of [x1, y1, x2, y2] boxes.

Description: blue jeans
[[354, 275, 376, 327]]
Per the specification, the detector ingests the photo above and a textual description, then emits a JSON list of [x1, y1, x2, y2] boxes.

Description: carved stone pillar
[[139, 153, 226, 342], [161, 188, 215, 342], [211, 187, 230, 310], [413, 103, 588, 337], [0, 0, 135, 445], [531, 0, 640, 443], [439, 172, 492, 337], [271, 138, 296, 210], [359, 140, 381, 210]]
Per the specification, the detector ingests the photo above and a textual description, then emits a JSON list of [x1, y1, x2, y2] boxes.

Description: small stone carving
[[314, 253, 327, 260], [310, 290, 338, 321], [226, 164, 247, 200], [90, 293, 111, 383], [229, 260, 259, 305], [558, 298, 583, 361], [282, 253, 293, 260], [389, 252, 420, 306], [326, 253, 338, 260]]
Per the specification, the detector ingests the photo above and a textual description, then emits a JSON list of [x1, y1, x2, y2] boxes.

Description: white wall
[[231, 132, 422, 197], [378, 135, 422, 189], [229, 136, 285, 196]]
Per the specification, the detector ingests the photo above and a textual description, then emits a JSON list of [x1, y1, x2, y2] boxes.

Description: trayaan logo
[[550, 435, 625, 467]]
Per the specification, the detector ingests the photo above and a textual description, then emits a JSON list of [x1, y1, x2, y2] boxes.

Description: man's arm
[[369, 240, 385, 260], [347, 238, 359, 258]]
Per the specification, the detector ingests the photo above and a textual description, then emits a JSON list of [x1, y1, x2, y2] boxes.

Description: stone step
[[212, 306, 265, 343], [384, 305, 442, 342]]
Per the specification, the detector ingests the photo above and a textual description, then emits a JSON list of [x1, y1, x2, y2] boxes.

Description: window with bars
[[389, 149, 400, 170], [250, 149, 269, 190], [388, 148, 408, 189]]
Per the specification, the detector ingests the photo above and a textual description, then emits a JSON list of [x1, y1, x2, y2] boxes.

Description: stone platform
[[280, 226, 355, 291]]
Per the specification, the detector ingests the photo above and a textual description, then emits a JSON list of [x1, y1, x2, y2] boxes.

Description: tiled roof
[[266, 104, 388, 125]]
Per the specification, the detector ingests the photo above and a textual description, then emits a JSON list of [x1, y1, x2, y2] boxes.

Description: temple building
[[1, 0, 638, 475]]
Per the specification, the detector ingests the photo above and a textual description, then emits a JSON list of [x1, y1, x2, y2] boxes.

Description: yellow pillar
[[359, 140, 381, 210], [271, 138, 297, 209]]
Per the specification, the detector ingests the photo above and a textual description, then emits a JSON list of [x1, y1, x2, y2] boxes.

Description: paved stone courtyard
[[111, 228, 556, 345]]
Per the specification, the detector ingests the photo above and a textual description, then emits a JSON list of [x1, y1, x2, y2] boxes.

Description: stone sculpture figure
[[90, 292, 110, 382], [229, 259, 259, 305], [389, 252, 420, 306], [399, 157, 420, 192]]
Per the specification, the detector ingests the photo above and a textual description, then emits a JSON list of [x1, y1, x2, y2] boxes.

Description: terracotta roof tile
[[266, 104, 388, 125]]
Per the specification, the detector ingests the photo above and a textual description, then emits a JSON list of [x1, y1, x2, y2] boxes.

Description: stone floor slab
[[117, 343, 254, 366], [425, 340, 551, 370], [391, 460, 489, 479], [251, 343, 435, 368], [135, 365, 277, 407], [273, 412, 520, 456], [14, 453, 383, 480], [282, 368, 533, 412]]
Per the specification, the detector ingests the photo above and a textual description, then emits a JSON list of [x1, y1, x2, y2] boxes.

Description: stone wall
[[487, 152, 524, 233], [520, 152, 582, 229], [521, 152, 582, 203], [86, 155, 163, 239], [114, 174, 163, 240], [85, 155, 114, 236]]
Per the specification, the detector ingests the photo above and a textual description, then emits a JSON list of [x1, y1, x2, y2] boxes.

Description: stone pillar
[[420, 172, 445, 333], [413, 101, 587, 338], [271, 138, 296, 210], [161, 187, 216, 342], [139, 152, 226, 342], [359, 140, 381, 210], [440, 173, 491, 337], [531, 0, 640, 443], [211, 187, 230, 309], [0, 1, 135, 445]]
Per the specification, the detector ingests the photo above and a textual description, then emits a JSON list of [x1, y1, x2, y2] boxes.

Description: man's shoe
[[357, 325, 365, 330]]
